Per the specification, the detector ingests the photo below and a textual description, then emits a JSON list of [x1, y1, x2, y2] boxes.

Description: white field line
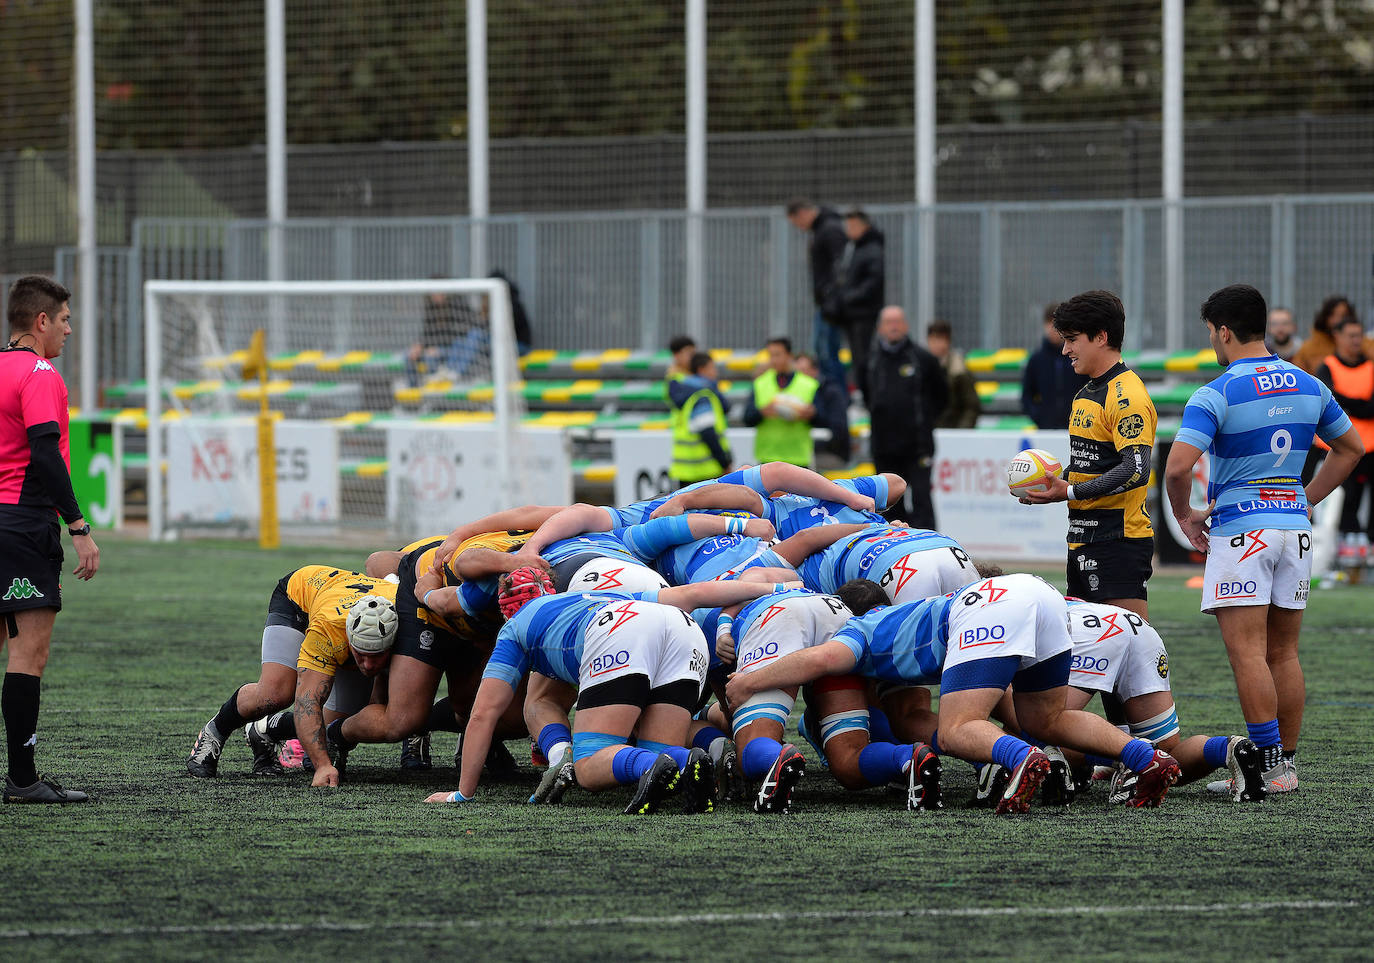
[[0, 899, 1360, 941]]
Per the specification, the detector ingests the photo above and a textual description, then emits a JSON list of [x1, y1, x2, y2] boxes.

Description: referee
[[1, 276, 98, 803]]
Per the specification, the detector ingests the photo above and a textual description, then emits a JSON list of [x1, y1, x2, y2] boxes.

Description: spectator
[[1314, 313, 1374, 562], [489, 270, 533, 356], [926, 319, 981, 429], [1293, 296, 1374, 375], [1265, 306, 1301, 362], [665, 335, 697, 382], [744, 337, 818, 468], [668, 351, 732, 489], [1021, 302, 1089, 428], [835, 208, 886, 401], [785, 197, 850, 387], [865, 305, 947, 529], [797, 353, 852, 468], [407, 283, 480, 386]]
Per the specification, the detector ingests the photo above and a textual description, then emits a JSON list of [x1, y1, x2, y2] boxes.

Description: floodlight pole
[[1163, 0, 1184, 353], [915, 0, 936, 333], [74, 0, 96, 411], [685, 0, 707, 342], [467, 0, 490, 278]]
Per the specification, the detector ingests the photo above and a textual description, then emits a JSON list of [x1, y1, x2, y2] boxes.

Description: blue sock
[[1120, 738, 1157, 772], [1203, 736, 1231, 769], [692, 725, 727, 751], [611, 747, 657, 785], [858, 743, 912, 785], [991, 734, 1032, 772], [537, 723, 572, 760], [868, 705, 896, 743], [663, 745, 690, 769], [1245, 719, 1281, 749], [742, 737, 784, 780], [1018, 729, 1046, 748]]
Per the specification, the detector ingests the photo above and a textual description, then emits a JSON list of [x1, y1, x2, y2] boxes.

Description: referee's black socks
[[2, 672, 41, 786]]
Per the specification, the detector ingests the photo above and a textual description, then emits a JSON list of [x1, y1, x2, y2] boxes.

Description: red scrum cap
[[498, 565, 556, 620]]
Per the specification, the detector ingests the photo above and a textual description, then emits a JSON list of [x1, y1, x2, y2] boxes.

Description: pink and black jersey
[[0, 346, 78, 519]]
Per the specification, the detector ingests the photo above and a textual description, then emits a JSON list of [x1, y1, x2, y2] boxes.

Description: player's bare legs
[[1266, 607, 1305, 752], [234, 662, 297, 720], [1213, 605, 1277, 724], [341, 654, 438, 743]]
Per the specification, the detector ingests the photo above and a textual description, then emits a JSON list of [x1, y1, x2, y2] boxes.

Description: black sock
[[210, 685, 250, 740], [327, 718, 357, 751], [426, 697, 463, 733], [1282, 749, 1296, 761], [2, 672, 41, 786], [263, 709, 296, 741]]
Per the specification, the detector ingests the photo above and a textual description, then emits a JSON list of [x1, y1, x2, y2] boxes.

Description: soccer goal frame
[[142, 277, 518, 541]]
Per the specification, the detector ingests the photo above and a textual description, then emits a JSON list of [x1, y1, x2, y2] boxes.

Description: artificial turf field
[[2, 535, 1373, 961]]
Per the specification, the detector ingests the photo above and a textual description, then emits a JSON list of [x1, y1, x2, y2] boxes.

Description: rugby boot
[[906, 743, 943, 812], [325, 727, 351, 779], [1127, 750, 1181, 808], [710, 737, 745, 804], [1107, 765, 1138, 805], [528, 756, 577, 805], [485, 739, 521, 780], [623, 753, 682, 815], [4, 774, 89, 804], [679, 747, 718, 814], [972, 763, 1008, 808], [754, 743, 806, 814], [1038, 746, 1076, 807], [187, 720, 224, 778], [995, 748, 1051, 815], [1225, 737, 1267, 803], [400, 732, 432, 771], [245, 719, 284, 776], [1207, 752, 1293, 797]]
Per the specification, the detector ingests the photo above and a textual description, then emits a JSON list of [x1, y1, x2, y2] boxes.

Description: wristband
[[423, 588, 439, 609], [1065, 485, 1076, 501], [725, 517, 746, 534], [773, 583, 786, 593], [68, 523, 91, 537], [715, 613, 734, 637], [447, 789, 473, 803]]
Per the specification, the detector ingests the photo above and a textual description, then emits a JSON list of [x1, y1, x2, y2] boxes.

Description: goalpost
[[141, 278, 560, 543]]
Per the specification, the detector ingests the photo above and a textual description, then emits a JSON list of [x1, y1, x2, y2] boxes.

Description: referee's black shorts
[[0, 506, 63, 615], [1066, 537, 1153, 603]]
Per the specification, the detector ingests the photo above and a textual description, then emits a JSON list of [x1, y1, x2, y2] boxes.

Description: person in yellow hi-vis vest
[[669, 351, 733, 488], [745, 337, 818, 467]]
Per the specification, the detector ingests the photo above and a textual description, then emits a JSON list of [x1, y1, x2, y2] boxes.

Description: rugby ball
[[1007, 448, 1063, 496]]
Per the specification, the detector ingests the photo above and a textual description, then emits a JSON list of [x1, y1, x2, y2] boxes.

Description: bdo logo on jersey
[[1071, 655, 1110, 675], [1215, 580, 1258, 599], [958, 624, 1006, 648], [1253, 370, 1299, 395], [589, 650, 631, 676], [740, 640, 780, 670]]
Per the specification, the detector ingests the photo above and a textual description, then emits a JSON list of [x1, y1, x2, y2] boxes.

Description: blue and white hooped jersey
[[483, 590, 659, 688], [1175, 355, 1351, 536], [690, 587, 822, 674], [600, 466, 768, 528], [799, 525, 965, 595], [540, 515, 703, 568], [767, 475, 890, 539], [829, 588, 965, 685], [655, 534, 788, 585]]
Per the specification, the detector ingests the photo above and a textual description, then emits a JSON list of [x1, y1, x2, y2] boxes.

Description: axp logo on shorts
[[1252, 369, 1299, 395], [588, 649, 632, 678], [957, 624, 1006, 648], [1214, 580, 1259, 600]]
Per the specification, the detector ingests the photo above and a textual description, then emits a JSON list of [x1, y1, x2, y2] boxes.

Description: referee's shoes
[[4, 774, 90, 804]]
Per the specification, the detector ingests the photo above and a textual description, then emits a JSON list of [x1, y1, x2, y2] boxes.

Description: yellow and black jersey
[[406, 529, 534, 642], [289, 566, 398, 676], [1066, 361, 1156, 544]]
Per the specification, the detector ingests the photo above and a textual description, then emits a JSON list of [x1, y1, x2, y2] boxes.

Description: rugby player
[[425, 569, 783, 812], [1165, 283, 1362, 794], [186, 567, 398, 783], [1021, 291, 1157, 620], [725, 573, 1182, 814]]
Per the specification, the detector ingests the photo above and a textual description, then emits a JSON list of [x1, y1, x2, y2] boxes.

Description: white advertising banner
[[931, 429, 1072, 562], [611, 429, 756, 507], [385, 423, 572, 528], [166, 418, 339, 524]]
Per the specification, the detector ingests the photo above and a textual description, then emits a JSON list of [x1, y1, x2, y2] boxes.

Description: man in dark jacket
[[786, 198, 850, 388], [1021, 303, 1089, 428], [835, 209, 885, 403], [866, 305, 948, 529]]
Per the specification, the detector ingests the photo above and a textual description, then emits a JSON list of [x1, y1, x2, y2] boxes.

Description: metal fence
[[61, 193, 1374, 392]]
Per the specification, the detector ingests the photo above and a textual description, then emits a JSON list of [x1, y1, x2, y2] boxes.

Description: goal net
[[142, 278, 569, 543]]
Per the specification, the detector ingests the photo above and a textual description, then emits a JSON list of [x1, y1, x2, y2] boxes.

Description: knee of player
[[364, 551, 400, 579], [825, 750, 870, 791]]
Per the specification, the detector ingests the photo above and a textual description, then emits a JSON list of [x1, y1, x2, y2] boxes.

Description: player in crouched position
[[727, 573, 1182, 814], [426, 567, 780, 813]]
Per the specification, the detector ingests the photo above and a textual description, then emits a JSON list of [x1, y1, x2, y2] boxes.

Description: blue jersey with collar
[[830, 591, 963, 684], [601, 466, 767, 528], [799, 525, 964, 594], [1175, 355, 1350, 536], [540, 515, 702, 568], [655, 533, 788, 584], [483, 590, 661, 688], [767, 475, 890, 539]]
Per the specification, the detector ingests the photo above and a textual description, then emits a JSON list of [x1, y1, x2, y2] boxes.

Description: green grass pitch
[[2, 535, 1373, 960]]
